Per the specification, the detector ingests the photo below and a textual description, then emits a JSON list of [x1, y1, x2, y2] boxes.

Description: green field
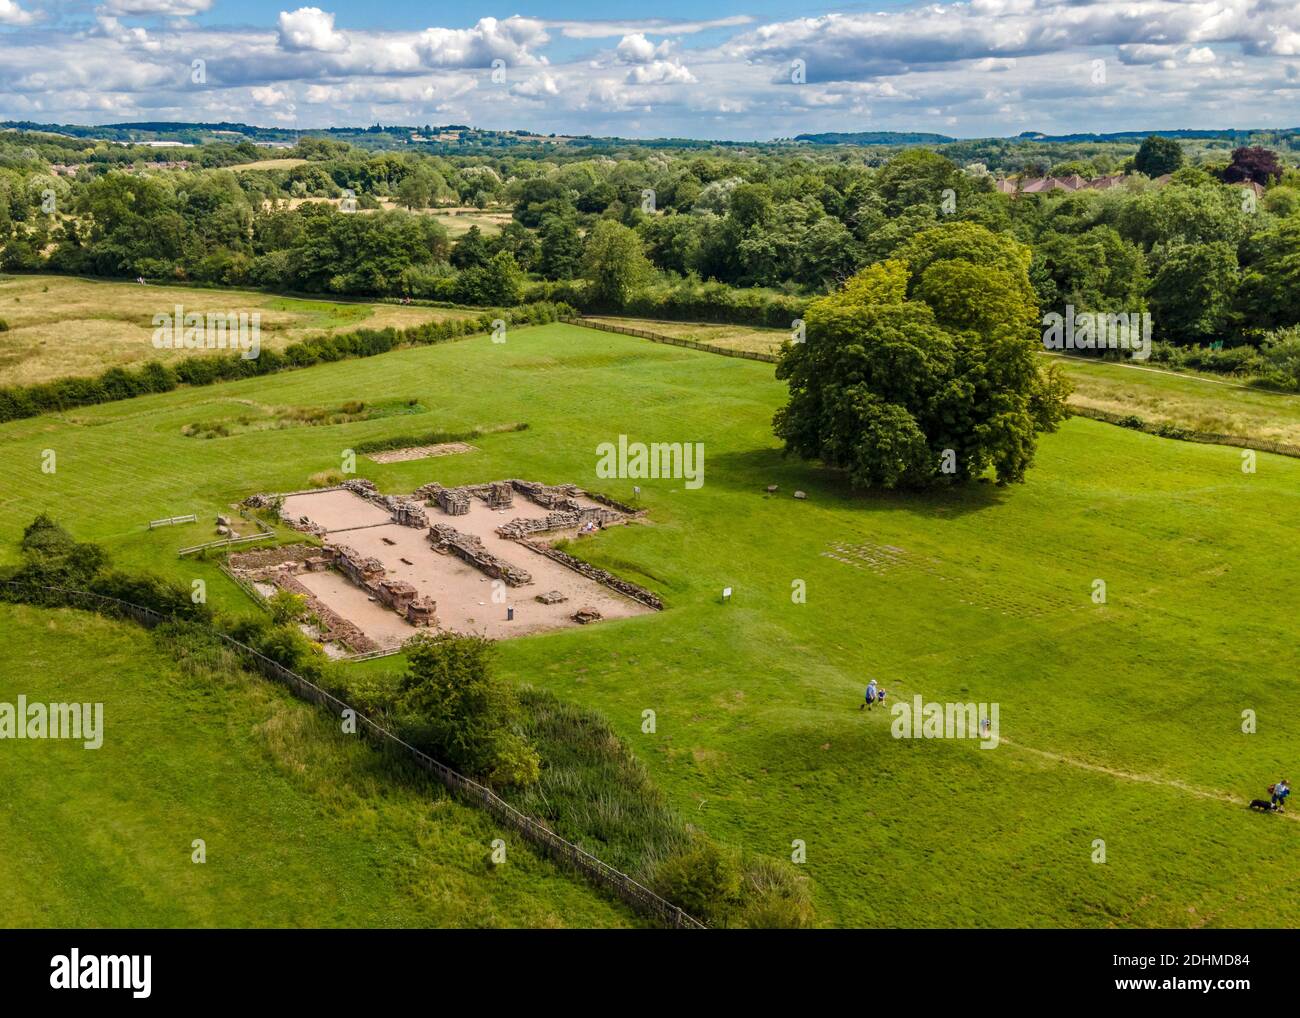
[[4, 321, 1300, 927], [0, 274, 477, 386], [0, 603, 632, 927], [1051, 353, 1300, 445]]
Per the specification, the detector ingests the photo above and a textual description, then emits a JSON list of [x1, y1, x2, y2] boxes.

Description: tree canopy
[[773, 223, 1070, 489]]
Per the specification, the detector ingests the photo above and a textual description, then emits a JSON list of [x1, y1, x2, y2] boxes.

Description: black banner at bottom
[[0, 928, 1286, 1005]]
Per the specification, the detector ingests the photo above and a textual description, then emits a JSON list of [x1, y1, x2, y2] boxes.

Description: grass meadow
[[0, 274, 478, 386], [0, 603, 633, 927], [3, 321, 1299, 927]]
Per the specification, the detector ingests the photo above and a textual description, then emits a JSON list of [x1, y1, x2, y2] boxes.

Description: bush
[[736, 856, 815, 929], [653, 838, 742, 925], [0, 318, 8, 332], [267, 589, 307, 626], [1255, 327, 1300, 391], [394, 632, 540, 788]]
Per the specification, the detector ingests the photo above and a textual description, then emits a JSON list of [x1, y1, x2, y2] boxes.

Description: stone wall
[[227, 543, 320, 571], [332, 544, 385, 587], [271, 570, 379, 653], [519, 539, 663, 610], [495, 505, 624, 540], [428, 523, 533, 586]]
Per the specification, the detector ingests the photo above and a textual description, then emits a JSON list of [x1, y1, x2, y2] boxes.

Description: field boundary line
[[1045, 350, 1300, 398], [0, 581, 707, 929], [565, 317, 780, 364], [1069, 405, 1300, 460]]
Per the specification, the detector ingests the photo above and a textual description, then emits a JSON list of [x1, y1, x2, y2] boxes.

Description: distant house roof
[[995, 172, 1183, 195]]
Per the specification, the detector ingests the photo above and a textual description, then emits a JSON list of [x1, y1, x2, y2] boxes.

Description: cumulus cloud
[[414, 17, 548, 68], [277, 7, 349, 53], [727, 0, 1300, 81], [3, 1, 1300, 141], [0, 0, 37, 25], [511, 72, 561, 98], [552, 16, 751, 40], [616, 33, 671, 64], [626, 59, 697, 85]]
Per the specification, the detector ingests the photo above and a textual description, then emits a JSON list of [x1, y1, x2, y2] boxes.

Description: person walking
[[860, 679, 878, 711]]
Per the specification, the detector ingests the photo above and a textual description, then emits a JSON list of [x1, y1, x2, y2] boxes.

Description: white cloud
[[727, 1, 1300, 80], [414, 17, 548, 69], [616, 33, 670, 65], [250, 85, 289, 107], [626, 59, 696, 85], [552, 17, 751, 40], [511, 72, 560, 98], [3, 2, 1300, 141], [98, 0, 212, 15], [0, 0, 37, 26], [277, 7, 348, 53]]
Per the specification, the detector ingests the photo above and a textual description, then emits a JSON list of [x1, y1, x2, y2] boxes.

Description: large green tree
[[581, 219, 653, 306], [773, 223, 1069, 489], [1133, 135, 1185, 177]]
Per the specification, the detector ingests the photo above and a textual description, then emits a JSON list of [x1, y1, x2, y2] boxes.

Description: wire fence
[[0, 580, 705, 930], [567, 317, 780, 364]]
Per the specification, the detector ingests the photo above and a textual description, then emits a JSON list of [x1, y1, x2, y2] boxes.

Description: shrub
[[267, 589, 307, 626], [736, 856, 815, 929], [308, 469, 346, 487], [653, 838, 742, 925], [394, 632, 540, 788], [1255, 327, 1300, 391]]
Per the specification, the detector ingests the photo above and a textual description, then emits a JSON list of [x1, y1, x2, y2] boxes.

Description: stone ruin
[[428, 523, 533, 586], [416, 483, 471, 516], [334, 544, 385, 587], [519, 538, 664, 610], [495, 505, 624, 541], [328, 545, 439, 627], [335, 478, 431, 528], [513, 479, 583, 511], [225, 544, 380, 654], [240, 477, 660, 643], [478, 480, 514, 509]]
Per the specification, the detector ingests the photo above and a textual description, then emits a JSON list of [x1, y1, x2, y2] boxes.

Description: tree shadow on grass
[[704, 446, 1010, 521]]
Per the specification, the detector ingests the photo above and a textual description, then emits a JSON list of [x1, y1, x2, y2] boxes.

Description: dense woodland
[[2, 128, 1299, 382]]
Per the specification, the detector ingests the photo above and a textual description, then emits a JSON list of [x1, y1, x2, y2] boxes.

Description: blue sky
[[2, 1, 1298, 140]]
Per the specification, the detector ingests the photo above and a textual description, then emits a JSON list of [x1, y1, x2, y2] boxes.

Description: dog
[[1249, 799, 1279, 812]]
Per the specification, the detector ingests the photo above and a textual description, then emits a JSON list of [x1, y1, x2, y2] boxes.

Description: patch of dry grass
[[584, 316, 789, 355], [0, 274, 473, 386]]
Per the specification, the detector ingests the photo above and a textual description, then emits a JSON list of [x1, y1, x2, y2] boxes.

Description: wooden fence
[[178, 532, 275, 556], [567, 317, 780, 364], [148, 514, 197, 529], [0, 580, 705, 930]]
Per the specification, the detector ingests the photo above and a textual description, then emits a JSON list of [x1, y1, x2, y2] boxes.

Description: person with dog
[[860, 679, 878, 711], [1272, 779, 1290, 811]]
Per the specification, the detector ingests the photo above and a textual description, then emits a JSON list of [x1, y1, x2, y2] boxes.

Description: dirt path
[[999, 735, 1297, 820]]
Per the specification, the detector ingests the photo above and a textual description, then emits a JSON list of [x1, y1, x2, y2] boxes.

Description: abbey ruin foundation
[[235, 479, 657, 653]]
